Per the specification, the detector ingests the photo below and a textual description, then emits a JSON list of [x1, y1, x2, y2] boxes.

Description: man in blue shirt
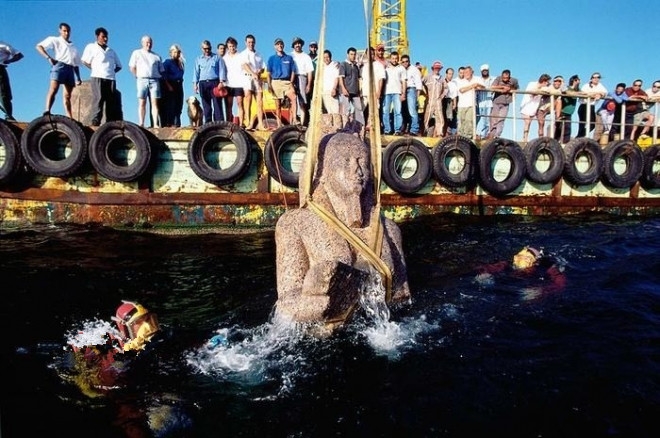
[[266, 38, 298, 127], [193, 40, 228, 123]]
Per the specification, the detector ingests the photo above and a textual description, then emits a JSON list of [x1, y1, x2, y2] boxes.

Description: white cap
[[480, 64, 489, 71]]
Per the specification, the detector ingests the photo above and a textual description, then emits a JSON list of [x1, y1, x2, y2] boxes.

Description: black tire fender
[[264, 125, 307, 188], [0, 119, 22, 185], [88, 121, 151, 182], [431, 135, 478, 188], [479, 138, 526, 196], [641, 144, 660, 189], [188, 121, 252, 185], [563, 138, 603, 186], [524, 136, 565, 184], [382, 138, 433, 195], [20, 114, 88, 177], [601, 140, 644, 189]]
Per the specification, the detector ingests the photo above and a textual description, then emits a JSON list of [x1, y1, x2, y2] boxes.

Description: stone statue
[[274, 132, 410, 326]]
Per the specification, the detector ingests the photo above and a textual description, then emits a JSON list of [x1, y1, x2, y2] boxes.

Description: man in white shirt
[[128, 35, 163, 127], [291, 37, 314, 126], [382, 51, 407, 135], [36, 22, 82, 118], [360, 47, 386, 131], [577, 72, 607, 138], [320, 50, 340, 115], [240, 34, 265, 130], [456, 66, 484, 138], [81, 27, 122, 126], [645, 80, 660, 129]]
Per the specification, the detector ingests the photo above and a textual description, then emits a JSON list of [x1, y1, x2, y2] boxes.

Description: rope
[[291, 0, 393, 325]]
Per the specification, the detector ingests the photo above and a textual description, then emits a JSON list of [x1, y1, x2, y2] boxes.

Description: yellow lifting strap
[[298, 0, 326, 206], [301, 0, 393, 313]]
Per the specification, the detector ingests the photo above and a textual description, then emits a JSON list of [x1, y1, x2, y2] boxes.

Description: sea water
[[2, 215, 660, 437]]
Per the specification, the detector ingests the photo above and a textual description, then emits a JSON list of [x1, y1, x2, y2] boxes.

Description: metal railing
[[463, 88, 660, 145]]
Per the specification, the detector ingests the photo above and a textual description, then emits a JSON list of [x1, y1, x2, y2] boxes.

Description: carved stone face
[[323, 135, 371, 198]]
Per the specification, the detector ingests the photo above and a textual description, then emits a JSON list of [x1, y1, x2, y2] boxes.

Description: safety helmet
[[112, 301, 159, 341], [513, 246, 542, 270]]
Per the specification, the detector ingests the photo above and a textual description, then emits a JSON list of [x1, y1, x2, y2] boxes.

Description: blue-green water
[[2, 215, 660, 437]]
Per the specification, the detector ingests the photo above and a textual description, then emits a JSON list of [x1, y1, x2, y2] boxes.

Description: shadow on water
[[2, 215, 660, 437]]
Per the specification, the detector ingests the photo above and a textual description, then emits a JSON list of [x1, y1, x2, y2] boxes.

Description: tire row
[[380, 135, 660, 196], [2, 117, 659, 195]]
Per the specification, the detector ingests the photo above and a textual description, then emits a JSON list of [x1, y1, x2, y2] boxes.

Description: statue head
[[314, 133, 374, 227]]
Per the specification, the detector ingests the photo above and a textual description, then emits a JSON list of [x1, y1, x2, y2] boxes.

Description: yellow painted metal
[[371, 0, 409, 56]]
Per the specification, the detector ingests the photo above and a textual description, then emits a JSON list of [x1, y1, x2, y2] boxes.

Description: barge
[[1, 112, 660, 230]]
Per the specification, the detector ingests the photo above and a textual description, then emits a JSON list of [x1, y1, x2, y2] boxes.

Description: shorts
[[295, 75, 308, 104], [271, 80, 292, 99], [243, 76, 262, 94], [49, 62, 75, 86], [227, 87, 244, 97], [633, 110, 651, 125], [136, 78, 161, 99]]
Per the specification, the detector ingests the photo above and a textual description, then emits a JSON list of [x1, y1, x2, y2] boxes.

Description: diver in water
[[474, 246, 567, 301], [64, 301, 191, 436], [111, 300, 161, 352]]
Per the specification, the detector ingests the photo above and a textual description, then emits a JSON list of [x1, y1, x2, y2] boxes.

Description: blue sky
[[4, 0, 660, 139]]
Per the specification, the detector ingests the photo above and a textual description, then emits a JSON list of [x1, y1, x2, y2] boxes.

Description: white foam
[[65, 319, 119, 349]]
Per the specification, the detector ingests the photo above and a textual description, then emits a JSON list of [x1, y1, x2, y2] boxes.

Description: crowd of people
[[2, 23, 659, 143]]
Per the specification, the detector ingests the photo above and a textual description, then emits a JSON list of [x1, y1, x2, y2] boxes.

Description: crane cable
[[299, 0, 392, 311]]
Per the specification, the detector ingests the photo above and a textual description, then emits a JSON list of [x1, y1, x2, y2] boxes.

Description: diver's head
[[512, 247, 542, 270], [112, 301, 159, 340]]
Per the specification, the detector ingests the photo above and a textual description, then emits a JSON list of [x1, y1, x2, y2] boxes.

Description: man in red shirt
[[625, 79, 655, 140]]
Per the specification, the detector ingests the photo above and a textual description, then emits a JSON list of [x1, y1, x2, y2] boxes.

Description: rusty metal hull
[[2, 125, 660, 230]]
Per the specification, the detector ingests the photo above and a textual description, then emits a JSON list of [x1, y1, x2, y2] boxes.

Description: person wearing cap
[[81, 27, 122, 126], [339, 47, 365, 127], [476, 64, 495, 140], [474, 246, 566, 301], [422, 60, 446, 137], [160, 43, 185, 127], [554, 75, 581, 144], [645, 80, 660, 129], [266, 37, 298, 127], [577, 72, 607, 139], [487, 69, 519, 139], [624, 79, 655, 141], [536, 75, 564, 138], [308, 41, 318, 66], [0, 41, 23, 121], [307, 41, 319, 105], [291, 36, 314, 126]]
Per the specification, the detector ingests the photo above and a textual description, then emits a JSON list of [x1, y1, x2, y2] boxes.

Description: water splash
[[357, 267, 439, 358], [65, 319, 120, 349], [185, 315, 315, 393]]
